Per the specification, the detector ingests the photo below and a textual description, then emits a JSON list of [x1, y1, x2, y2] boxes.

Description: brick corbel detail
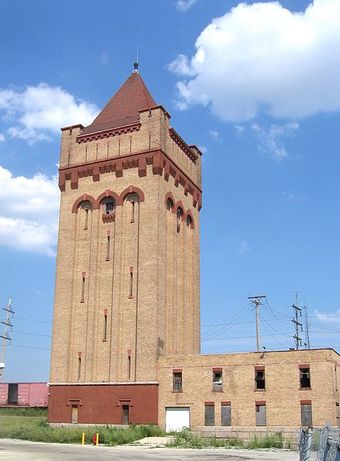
[[59, 148, 202, 210]]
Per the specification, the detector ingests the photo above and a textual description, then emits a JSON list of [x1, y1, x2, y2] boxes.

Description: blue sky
[[1, 0, 340, 381]]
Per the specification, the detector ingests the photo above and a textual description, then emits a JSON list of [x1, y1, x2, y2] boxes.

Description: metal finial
[[133, 61, 139, 71]]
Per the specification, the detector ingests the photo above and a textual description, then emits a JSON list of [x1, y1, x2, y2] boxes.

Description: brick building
[[49, 67, 340, 432]]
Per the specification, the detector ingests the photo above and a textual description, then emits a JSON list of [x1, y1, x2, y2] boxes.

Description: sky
[[1, 0, 340, 382]]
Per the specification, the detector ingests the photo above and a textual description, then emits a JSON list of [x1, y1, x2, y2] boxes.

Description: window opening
[[166, 198, 174, 211], [80, 273, 85, 303], [255, 403, 266, 426], [106, 234, 111, 261], [102, 197, 116, 215], [125, 193, 139, 223], [103, 310, 108, 342], [186, 215, 193, 228], [255, 369, 266, 390], [79, 200, 91, 230], [122, 405, 129, 425], [212, 369, 223, 392], [177, 207, 183, 233], [77, 355, 82, 381], [71, 405, 79, 424], [221, 402, 231, 426], [301, 403, 312, 426], [173, 371, 183, 392], [129, 268, 133, 298], [205, 403, 215, 426], [300, 367, 311, 389]]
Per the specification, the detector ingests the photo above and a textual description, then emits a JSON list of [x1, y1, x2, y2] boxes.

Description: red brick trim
[[173, 368, 182, 373], [116, 399, 134, 407], [169, 128, 198, 162], [221, 401, 231, 405], [96, 190, 122, 207], [212, 368, 222, 372], [67, 399, 83, 407], [71, 194, 96, 213], [205, 401, 215, 406], [299, 364, 310, 369], [77, 123, 141, 143], [59, 148, 202, 210], [300, 400, 312, 405], [120, 186, 145, 203], [255, 365, 265, 371], [255, 401, 266, 405]]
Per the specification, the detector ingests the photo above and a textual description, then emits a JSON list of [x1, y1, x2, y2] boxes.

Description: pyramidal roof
[[82, 71, 157, 136]]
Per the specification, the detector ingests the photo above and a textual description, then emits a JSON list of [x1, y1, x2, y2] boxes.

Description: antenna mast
[[0, 298, 14, 382], [292, 293, 303, 349], [248, 295, 266, 352]]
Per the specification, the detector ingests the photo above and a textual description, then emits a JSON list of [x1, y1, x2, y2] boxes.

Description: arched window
[[167, 198, 174, 211], [186, 214, 193, 228], [177, 207, 183, 233], [125, 193, 139, 223], [79, 200, 92, 230], [101, 197, 116, 215]]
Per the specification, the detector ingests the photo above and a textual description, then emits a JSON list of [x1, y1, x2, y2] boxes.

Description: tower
[[49, 68, 202, 424]]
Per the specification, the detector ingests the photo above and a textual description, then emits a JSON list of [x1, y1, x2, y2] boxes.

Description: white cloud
[[170, 0, 340, 122], [209, 129, 219, 139], [251, 122, 299, 159], [176, 0, 197, 12], [234, 125, 244, 135], [315, 309, 340, 323], [0, 133, 5, 142], [0, 166, 59, 256], [100, 52, 109, 65], [240, 241, 250, 254], [0, 84, 98, 144]]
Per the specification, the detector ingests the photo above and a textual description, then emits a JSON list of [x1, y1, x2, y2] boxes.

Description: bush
[[247, 433, 284, 449], [168, 429, 243, 449]]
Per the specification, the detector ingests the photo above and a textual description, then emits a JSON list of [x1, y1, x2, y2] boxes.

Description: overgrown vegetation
[[0, 407, 47, 417], [0, 415, 165, 445], [168, 429, 288, 450]]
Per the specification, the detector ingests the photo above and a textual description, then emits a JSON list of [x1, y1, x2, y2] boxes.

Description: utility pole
[[0, 298, 14, 382], [292, 294, 303, 350], [248, 295, 266, 352], [304, 305, 311, 349]]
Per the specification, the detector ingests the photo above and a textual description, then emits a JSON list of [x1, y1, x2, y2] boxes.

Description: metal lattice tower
[[0, 298, 14, 381]]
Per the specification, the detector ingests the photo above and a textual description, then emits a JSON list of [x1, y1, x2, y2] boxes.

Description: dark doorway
[[8, 384, 18, 405], [122, 405, 129, 425]]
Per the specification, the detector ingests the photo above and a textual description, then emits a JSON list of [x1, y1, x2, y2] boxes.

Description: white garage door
[[165, 407, 190, 432]]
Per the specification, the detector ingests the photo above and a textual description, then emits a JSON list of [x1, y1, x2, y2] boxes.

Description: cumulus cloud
[[176, 0, 197, 12], [0, 84, 98, 144], [251, 122, 299, 159], [315, 309, 340, 323], [0, 166, 59, 256], [170, 0, 340, 122]]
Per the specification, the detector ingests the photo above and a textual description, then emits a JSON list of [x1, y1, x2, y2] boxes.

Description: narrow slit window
[[221, 402, 231, 426], [177, 207, 183, 233], [77, 354, 82, 381], [128, 350, 131, 381], [173, 371, 183, 392], [255, 368, 266, 390], [129, 268, 133, 298], [186, 215, 193, 228], [106, 234, 111, 261], [212, 369, 223, 392], [167, 198, 174, 211], [84, 208, 89, 230], [300, 366, 311, 389], [103, 310, 108, 342], [80, 273, 85, 303], [79, 200, 92, 230], [125, 193, 139, 224]]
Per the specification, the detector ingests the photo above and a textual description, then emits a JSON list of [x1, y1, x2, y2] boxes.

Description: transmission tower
[[292, 294, 303, 350], [248, 295, 266, 352], [0, 298, 14, 382]]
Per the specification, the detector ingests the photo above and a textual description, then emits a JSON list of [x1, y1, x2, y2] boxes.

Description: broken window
[[301, 402, 312, 426], [300, 366, 311, 389], [221, 402, 231, 426], [255, 403, 266, 426], [255, 368, 266, 390], [101, 197, 116, 215], [173, 371, 183, 392], [205, 403, 215, 426], [212, 369, 223, 392]]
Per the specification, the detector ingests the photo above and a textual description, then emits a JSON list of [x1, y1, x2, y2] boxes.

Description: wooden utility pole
[[248, 296, 266, 352]]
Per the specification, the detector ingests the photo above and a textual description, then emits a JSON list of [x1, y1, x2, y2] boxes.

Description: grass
[[0, 407, 47, 417], [0, 414, 165, 445]]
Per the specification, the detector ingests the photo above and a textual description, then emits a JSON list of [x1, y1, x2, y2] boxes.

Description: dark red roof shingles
[[81, 71, 157, 136]]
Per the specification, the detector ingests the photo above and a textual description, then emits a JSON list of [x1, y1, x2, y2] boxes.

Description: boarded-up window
[[212, 369, 223, 392], [255, 369, 265, 390], [300, 367, 311, 389], [205, 403, 215, 426], [256, 403, 266, 426], [221, 402, 231, 426], [301, 403, 312, 426], [173, 372, 183, 392]]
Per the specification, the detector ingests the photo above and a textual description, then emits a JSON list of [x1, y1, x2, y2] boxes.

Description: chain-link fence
[[299, 426, 340, 461]]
